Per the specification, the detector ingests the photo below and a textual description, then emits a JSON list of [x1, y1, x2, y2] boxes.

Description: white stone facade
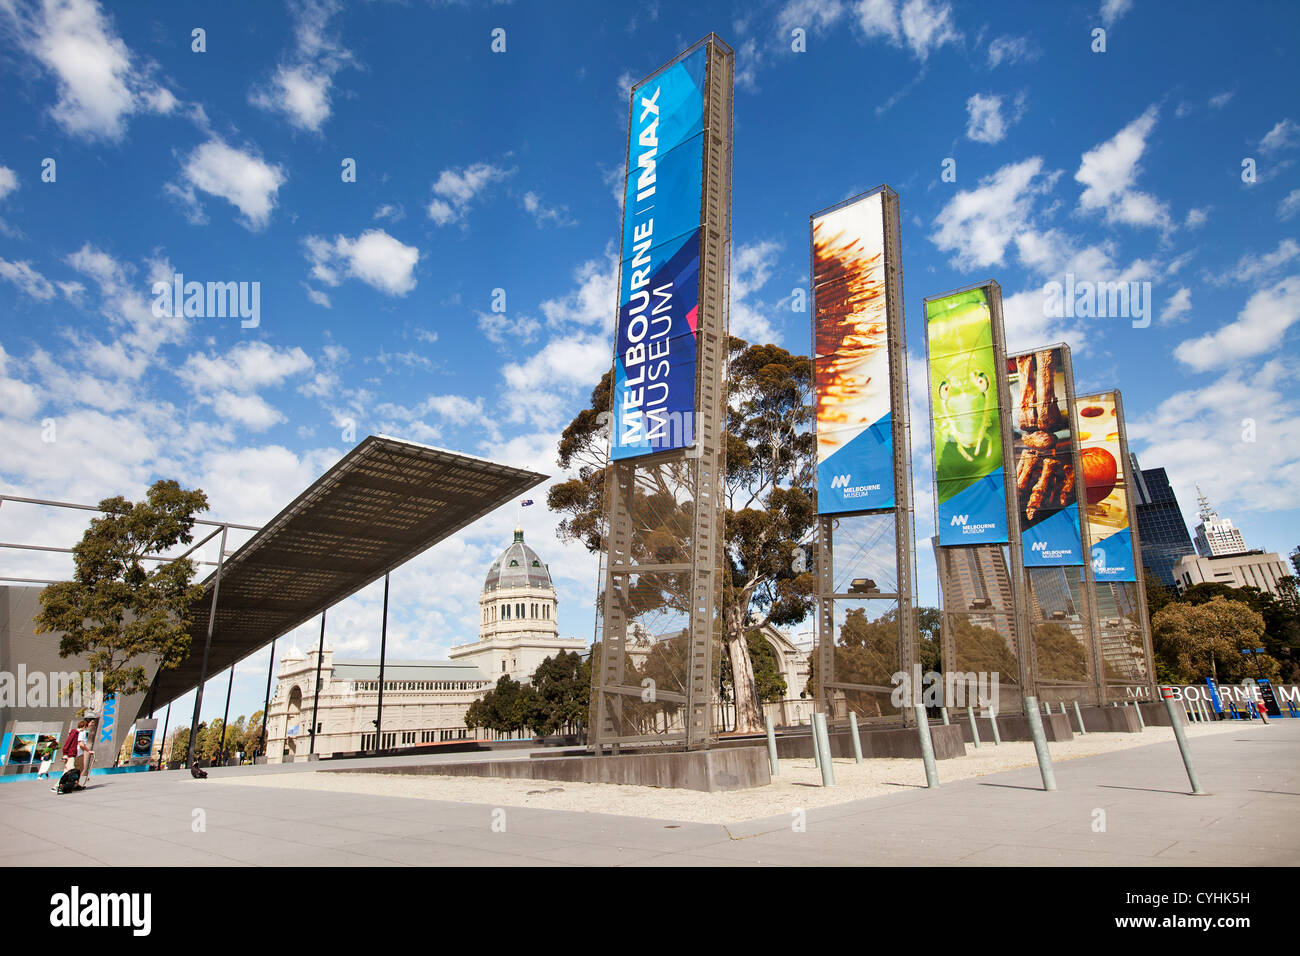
[[264, 527, 584, 762]]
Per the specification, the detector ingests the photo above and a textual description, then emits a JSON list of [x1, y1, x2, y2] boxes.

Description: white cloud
[[0, 258, 56, 300], [249, 0, 353, 132], [1208, 91, 1233, 109], [479, 310, 541, 346], [730, 240, 784, 344], [1100, 0, 1132, 26], [1230, 238, 1300, 284], [855, 0, 961, 61], [1279, 189, 1300, 222], [1159, 286, 1192, 325], [65, 244, 187, 359], [777, 0, 845, 33], [986, 34, 1038, 68], [0, 166, 17, 200], [500, 332, 612, 428], [1174, 275, 1300, 370], [178, 341, 313, 394], [303, 229, 420, 296], [1127, 360, 1300, 516], [1260, 118, 1300, 154], [303, 283, 331, 308], [522, 191, 575, 228], [427, 163, 513, 226], [965, 92, 1023, 144], [2, 0, 177, 141], [539, 250, 617, 328], [1075, 105, 1171, 230], [931, 157, 1057, 269], [1184, 207, 1209, 229], [177, 342, 314, 431], [173, 138, 286, 230]]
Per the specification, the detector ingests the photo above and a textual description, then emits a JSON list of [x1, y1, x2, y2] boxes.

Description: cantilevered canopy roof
[[141, 436, 547, 716]]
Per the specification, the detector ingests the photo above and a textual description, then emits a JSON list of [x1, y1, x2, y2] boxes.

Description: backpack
[[56, 768, 81, 794]]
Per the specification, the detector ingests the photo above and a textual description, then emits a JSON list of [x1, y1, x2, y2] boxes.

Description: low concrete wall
[[755, 724, 966, 761], [331, 745, 772, 792], [1137, 701, 1183, 727], [954, 712, 1074, 743], [1079, 705, 1142, 733]]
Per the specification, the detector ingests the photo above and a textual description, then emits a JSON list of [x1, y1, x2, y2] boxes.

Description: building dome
[[483, 527, 553, 593]]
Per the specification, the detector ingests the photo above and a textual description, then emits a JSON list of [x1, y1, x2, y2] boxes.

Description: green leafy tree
[[35, 480, 209, 698], [1152, 597, 1275, 683], [549, 339, 816, 734], [527, 652, 588, 736], [167, 726, 190, 764]]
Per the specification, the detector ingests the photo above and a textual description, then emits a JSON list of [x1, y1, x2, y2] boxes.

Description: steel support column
[[309, 610, 326, 756], [374, 573, 389, 755], [187, 525, 227, 769], [259, 637, 275, 759]]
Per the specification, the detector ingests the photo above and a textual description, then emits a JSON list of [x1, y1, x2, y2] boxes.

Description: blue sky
[[1, 0, 1298, 729]]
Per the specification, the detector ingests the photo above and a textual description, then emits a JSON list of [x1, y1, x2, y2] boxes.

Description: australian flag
[[520, 500, 534, 507]]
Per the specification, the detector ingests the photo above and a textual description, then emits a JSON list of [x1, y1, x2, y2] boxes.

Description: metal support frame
[[1113, 390, 1159, 703], [374, 573, 389, 754], [157, 701, 171, 771], [259, 638, 275, 759], [811, 185, 915, 730], [927, 282, 1034, 716], [218, 665, 234, 760], [591, 35, 733, 755], [1008, 344, 1104, 707], [309, 610, 325, 755], [187, 525, 227, 769], [988, 283, 1038, 705]]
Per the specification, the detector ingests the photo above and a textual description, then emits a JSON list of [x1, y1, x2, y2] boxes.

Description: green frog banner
[[925, 285, 1009, 545]]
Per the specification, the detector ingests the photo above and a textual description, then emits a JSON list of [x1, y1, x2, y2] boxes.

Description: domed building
[[262, 527, 585, 761], [449, 526, 586, 682]]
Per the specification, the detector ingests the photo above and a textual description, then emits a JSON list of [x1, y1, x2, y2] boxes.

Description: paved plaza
[[2, 721, 1296, 866]]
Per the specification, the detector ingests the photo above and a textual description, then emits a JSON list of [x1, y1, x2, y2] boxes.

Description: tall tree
[[1152, 597, 1275, 683], [36, 480, 210, 699], [549, 338, 815, 734]]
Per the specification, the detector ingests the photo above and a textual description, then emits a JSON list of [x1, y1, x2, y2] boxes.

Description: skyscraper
[[1130, 455, 1195, 590], [1192, 486, 1247, 557]]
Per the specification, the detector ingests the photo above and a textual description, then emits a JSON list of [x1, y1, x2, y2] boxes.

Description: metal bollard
[[967, 705, 981, 748], [1162, 688, 1206, 794], [1073, 700, 1087, 735], [915, 705, 939, 788], [1023, 696, 1057, 791], [988, 708, 1002, 745], [849, 712, 864, 764], [1134, 701, 1146, 729], [764, 713, 780, 776], [941, 706, 950, 726], [813, 713, 836, 787]]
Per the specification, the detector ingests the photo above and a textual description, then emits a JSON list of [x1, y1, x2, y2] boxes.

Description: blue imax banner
[[610, 46, 706, 461]]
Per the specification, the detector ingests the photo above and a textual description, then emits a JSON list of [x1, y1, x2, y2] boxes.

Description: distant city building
[[1130, 455, 1196, 589], [1192, 487, 1247, 557], [1290, 546, 1300, 578], [1172, 550, 1291, 599]]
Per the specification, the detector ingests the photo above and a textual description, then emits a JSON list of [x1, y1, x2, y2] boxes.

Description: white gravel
[[210, 720, 1252, 825]]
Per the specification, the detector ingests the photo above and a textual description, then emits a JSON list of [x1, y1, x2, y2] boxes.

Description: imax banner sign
[[610, 45, 707, 460]]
